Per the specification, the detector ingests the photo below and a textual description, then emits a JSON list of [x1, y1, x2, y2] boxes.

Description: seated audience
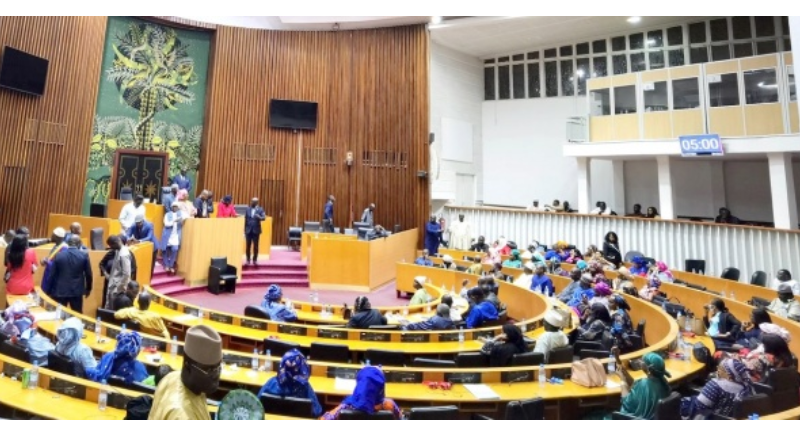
[[612, 267, 636, 292], [544, 199, 564, 212], [347, 296, 387, 329], [513, 262, 535, 289], [625, 204, 644, 218], [566, 275, 595, 308], [110, 281, 140, 311], [413, 249, 433, 267], [501, 249, 522, 269], [321, 366, 401, 420], [609, 296, 636, 351], [715, 207, 741, 225], [588, 282, 613, 311], [465, 287, 498, 329], [4, 234, 38, 295], [628, 256, 649, 277], [88, 331, 149, 385], [557, 269, 583, 304], [491, 262, 504, 279], [704, 299, 742, 349], [736, 308, 772, 348], [482, 324, 527, 367], [768, 269, 800, 294], [548, 256, 569, 277], [590, 201, 612, 216], [55, 317, 97, 376], [638, 277, 661, 301], [467, 257, 483, 275], [533, 309, 569, 362], [530, 263, 555, 296], [142, 364, 173, 387], [402, 304, 454, 331], [574, 303, 612, 346], [439, 255, 456, 270], [114, 292, 170, 339], [680, 358, 753, 419], [741, 333, 794, 383], [495, 237, 511, 256], [767, 284, 800, 321], [258, 349, 323, 417], [408, 277, 432, 306], [441, 294, 463, 322], [470, 236, 489, 253], [527, 200, 543, 212], [616, 352, 671, 419], [645, 206, 660, 219], [649, 261, 674, 283], [0, 301, 34, 338], [260, 285, 298, 322]]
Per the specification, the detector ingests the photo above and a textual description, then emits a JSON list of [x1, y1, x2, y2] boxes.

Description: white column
[[768, 152, 798, 230], [610, 160, 626, 214], [656, 156, 675, 220], [577, 157, 591, 214], [709, 161, 727, 214]]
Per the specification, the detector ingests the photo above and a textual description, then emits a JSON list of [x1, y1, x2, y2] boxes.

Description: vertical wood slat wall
[[0, 18, 430, 243], [0, 16, 108, 235], [202, 25, 430, 245]]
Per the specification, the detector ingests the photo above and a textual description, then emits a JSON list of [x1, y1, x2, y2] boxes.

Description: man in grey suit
[[360, 203, 375, 226], [245, 197, 266, 266]]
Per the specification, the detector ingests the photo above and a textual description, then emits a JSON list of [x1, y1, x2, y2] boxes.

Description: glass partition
[[743, 68, 778, 104], [614, 85, 637, 114], [708, 73, 739, 107], [644, 81, 669, 112], [672, 78, 700, 110], [589, 88, 611, 116]]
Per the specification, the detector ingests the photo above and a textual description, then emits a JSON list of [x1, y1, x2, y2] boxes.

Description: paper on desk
[[32, 311, 58, 321], [172, 314, 199, 323], [334, 377, 357, 391], [464, 384, 500, 400], [606, 380, 621, 389]]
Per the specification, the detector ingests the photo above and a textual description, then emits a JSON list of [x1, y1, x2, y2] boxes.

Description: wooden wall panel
[[0, 16, 107, 236], [201, 25, 430, 245]]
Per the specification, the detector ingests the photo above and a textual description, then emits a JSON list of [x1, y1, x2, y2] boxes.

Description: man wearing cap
[[408, 277, 432, 306], [149, 325, 222, 420], [119, 194, 146, 232], [126, 214, 159, 277], [49, 236, 93, 313], [514, 261, 536, 289], [162, 184, 179, 213], [360, 203, 375, 226], [768, 284, 800, 321], [533, 309, 569, 361], [401, 303, 454, 331], [440, 255, 457, 270]]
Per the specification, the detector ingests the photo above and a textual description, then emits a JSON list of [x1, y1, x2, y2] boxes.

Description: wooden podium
[[177, 218, 245, 286], [308, 229, 418, 292]]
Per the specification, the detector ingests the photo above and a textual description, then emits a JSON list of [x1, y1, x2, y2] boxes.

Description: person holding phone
[[614, 348, 671, 419]]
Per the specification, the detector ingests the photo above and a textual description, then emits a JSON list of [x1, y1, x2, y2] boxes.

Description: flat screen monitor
[[269, 99, 318, 130], [0, 46, 49, 96]]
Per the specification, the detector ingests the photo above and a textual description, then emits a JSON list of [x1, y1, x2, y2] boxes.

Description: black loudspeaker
[[417, 171, 428, 178], [393, 224, 401, 233], [429, 133, 435, 145], [89, 203, 107, 218]]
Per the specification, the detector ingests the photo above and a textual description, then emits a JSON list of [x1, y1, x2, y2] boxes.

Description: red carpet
[[169, 281, 409, 314]]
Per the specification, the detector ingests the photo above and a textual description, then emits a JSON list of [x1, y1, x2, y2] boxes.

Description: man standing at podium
[[323, 194, 335, 233], [245, 198, 266, 266]]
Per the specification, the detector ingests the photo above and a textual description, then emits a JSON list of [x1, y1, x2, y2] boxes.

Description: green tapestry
[[82, 16, 210, 214]]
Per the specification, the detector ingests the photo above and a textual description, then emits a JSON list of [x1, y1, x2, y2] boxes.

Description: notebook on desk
[[464, 384, 500, 400]]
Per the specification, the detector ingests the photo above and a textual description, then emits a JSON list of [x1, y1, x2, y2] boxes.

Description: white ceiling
[[176, 16, 432, 31], [429, 16, 709, 58]]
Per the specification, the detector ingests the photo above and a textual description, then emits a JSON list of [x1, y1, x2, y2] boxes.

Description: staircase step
[[151, 275, 185, 286]]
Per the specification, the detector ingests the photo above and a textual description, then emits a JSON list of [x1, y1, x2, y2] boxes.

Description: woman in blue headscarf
[[629, 256, 649, 276], [258, 349, 322, 417], [87, 331, 148, 385], [260, 284, 297, 322], [322, 366, 402, 420], [680, 358, 754, 419]]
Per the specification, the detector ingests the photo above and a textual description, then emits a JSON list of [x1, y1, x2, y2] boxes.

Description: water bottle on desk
[[266, 349, 272, 371], [170, 336, 179, 358], [677, 311, 684, 331], [55, 304, 62, 320], [607, 353, 616, 373], [458, 328, 464, 344], [538, 363, 546, 386], [684, 314, 692, 333], [720, 290, 726, 298], [251, 348, 259, 371], [98, 380, 108, 411], [95, 317, 102, 341], [29, 361, 39, 389]]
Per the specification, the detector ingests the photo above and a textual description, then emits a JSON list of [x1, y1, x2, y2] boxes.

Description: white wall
[[724, 161, 773, 222], [430, 42, 483, 214], [482, 96, 595, 208], [624, 160, 660, 214]]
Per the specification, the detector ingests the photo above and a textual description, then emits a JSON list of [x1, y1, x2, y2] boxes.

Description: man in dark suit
[[323, 194, 335, 233], [173, 167, 191, 193], [49, 237, 93, 313], [193, 190, 214, 218], [245, 197, 266, 266], [126, 215, 159, 278]]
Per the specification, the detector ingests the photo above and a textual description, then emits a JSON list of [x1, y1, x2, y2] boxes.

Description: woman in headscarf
[[482, 247, 500, 265], [88, 331, 148, 385], [645, 207, 660, 219], [4, 234, 38, 295], [638, 277, 661, 301], [588, 261, 610, 284], [650, 261, 674, 283], [741, 333, 794, 383], [628, 256, 649, 276], [0, 301, 34, 338], [502, 249, 523, 269], [174, 189, 196, 217], [496, 237, 511, 256], [736, 308, 772, 348], [568, 275, 596, 309], [575, 259, 589, 274], [216, 195, 238, 218], [613, 267, 636, 292], [161, 202, 185, 275], [602, 231, 622, 268], [260, 284, 297, 322], [616, 352, 671, 419], [680, 358, 754, 419], [347, 296, 387, 329], [55, 317, 97, 377], [575, 302, 613, 347], [588, 282, 613, 311], [565, 248, 580, 264], [609, 295, 636, 351], [258, 349, 322, 417], [484, 324, 527, 367], [321, 366, 402, 420]]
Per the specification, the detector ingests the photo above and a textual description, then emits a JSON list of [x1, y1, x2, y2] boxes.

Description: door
[[111, 150, 169, 202], [260, 179, 286, 245], [455, 173, 475, 206]]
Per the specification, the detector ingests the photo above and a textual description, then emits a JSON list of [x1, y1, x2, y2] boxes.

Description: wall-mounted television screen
[[269, 99, 318, 130], [0, 46, 49, 96]]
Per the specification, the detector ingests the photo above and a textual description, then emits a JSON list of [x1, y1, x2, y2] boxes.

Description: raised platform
[[150, 248, 308, 296]]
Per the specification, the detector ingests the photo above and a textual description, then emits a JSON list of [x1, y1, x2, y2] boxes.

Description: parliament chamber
[[1, 13, 800, 422]]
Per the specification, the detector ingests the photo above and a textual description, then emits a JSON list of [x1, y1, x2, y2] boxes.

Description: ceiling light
[[576, 69, 585, 77], [431, 16, 443, 24], [627, 16, 641, 24]]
